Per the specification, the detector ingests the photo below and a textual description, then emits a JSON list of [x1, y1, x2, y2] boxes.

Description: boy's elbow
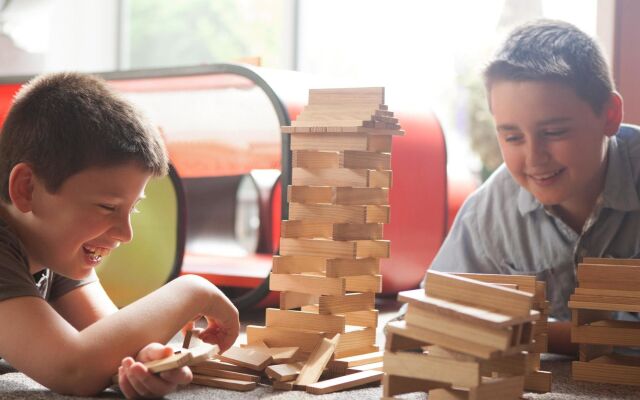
[[45, 361, 111, 397]]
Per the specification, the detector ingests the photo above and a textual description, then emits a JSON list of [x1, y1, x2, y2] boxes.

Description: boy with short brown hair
[[0, 72, 239, 397]]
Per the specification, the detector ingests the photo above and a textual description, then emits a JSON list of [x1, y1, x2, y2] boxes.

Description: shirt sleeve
[[0, 224, 41, 302], [48, 270, 99, 301]]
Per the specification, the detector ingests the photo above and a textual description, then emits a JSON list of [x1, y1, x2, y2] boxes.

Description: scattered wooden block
[[287, 185, 389, 205], [191, 374, 257, 391], [305, 370, 383, 394], [144, 352, 193, 374], [191, 359, 258, 375], [182, 330, 193, 349], [190, 367, 260, 382], [218, 346, 273, 371], [383, 374, 448, 397], [184, 343, 219, 365], [246, 325, 325, 353], [428, 375, 524, 400], [243, 341, 300, 363], [383, 351, 480, 388], [524, 370, 552, 393], [272, 255, 326, 274], [295, 334, 341, 386], [265, 362, 304, 382], [289, 203, 390, 224]]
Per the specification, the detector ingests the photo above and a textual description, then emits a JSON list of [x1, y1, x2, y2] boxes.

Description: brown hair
[[0, 72, 168, 203]]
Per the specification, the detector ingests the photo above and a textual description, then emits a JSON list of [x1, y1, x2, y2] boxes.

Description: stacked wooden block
[[245, 87, 402, 392], [455, 273, 552, 393], [569, 257, 640, 386], [383, 271, 539, 399]]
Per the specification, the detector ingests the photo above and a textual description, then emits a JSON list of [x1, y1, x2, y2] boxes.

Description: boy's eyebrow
[[495, 124, 520, 131], [536, 117, 571, 126]]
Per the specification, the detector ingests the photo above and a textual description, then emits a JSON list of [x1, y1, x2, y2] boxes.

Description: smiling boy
[[0, 72, 239, 397], [428, 20, 636, 353]]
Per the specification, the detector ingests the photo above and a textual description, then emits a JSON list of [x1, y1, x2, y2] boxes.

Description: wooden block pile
[[245, 87, 403, 393], [455, 273, 552, 393], [383, 271, 539, 399], [569, 257, 640, 386]]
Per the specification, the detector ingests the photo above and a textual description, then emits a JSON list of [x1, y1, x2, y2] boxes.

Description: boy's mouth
[[527, 168, 565, 183], [83, 245, 109, 263]]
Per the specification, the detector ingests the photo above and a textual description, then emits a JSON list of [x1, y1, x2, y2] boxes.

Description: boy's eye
[[504, 135, 523, 143], [99, 204, 116, 212], [544, 130, 567, 137]]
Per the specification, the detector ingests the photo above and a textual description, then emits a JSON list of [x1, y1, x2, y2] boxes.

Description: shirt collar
[[517, 184, 542, 215], [601, 131, 640, 211]]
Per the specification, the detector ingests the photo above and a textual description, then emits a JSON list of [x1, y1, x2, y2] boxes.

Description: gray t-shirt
[[0, 217, 96, 303], [430, 124, 640, 320]]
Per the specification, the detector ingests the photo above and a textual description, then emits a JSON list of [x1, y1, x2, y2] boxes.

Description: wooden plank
[[280, 238, 390, 259], [189, 367, 260, 382], [295, 334, 341, 385], [343, 150, 391, 169], [292, 150, 340, 168], [243, 342, 300, 364], [577, 263, 640, 290], [325, 258, 381, 277], [383, 374, 447, 397], [425, 271, 533, 317], [303, 306, 377, 327], [281, 220, 383, 240], [573, 354, 640, 385], [191, 359, 258, 375], [398, 289, 535, 328], [246, 325, 325, 353], [270, 273, 345, 296], [185, 343, 220, 365], [306, 370, 383, 394], [385, 331, 429, 352], [284, 125, 402, 136], [292, 167, 392, 188], [272, 255, 326, 274], [384, 351, 480, 388], [287, 185, 389, 205], [347, 361, 384, 372], [191, 375, 257, 391], [571, 308, 613, 327], [335, 327, 376, 357], [571, 319, 640, 346], [575, 287, 640, 299], [144, 352, 192, 374], [319, 292, 375, 314], [218, 346, 273, 371], [405, 304, 512, 350], [308, 87, 384, 105], [280, 291, 320, 309], [570, 293, 640, 307], [265, 362, 304, 382], [582, 257, 640, 266], [344, 274, 382, 293], [524, 370, 552, 393], [266, 308, 345, 334], [289, 203, 390, 224], [568, 300, 640, 313], [454, 273, 537, 295], [328, 351, 384, 370], [579, 343, 613, 362], [291, 150, 391, 170], [429, 376, 525, 400], [289, 133, 392, 152]]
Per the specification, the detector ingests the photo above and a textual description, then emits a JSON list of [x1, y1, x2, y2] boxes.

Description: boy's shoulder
[[0, 216, 41, 301], [464, 164, 523, 216]]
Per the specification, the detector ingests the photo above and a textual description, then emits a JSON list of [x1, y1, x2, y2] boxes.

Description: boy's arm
[[0, 274, 239, 396], [548, 320, 578, 355], [50, 281, 118, 330]]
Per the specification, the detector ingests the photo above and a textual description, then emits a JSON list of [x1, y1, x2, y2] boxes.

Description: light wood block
[[144, 352, 192, 374], [284, 125, 402, 135], [266, 308, 345, 334], [191, 374, 257, 391], [191, 359, 258, 375], [218, 346, 273, 371], [242, 341, 301, 364], [571, 309, 613, 327], [568, 300, 640, 313], [524, 370, 552, 393], [384, 351, 481, 388], [335, 327, 376, 357], [287, 185, 389, 205], [272, 255, 326, 274], [345, 274, 382, 293], [319, 292, 375, 314], [303, 306, 378, 328], [280, 291, 320, 309], [429, 375, 525, 400], [425, 271, 534, 317], [295, 334, 341, 386], [385, 330, 429, 352], [454, 273, 538, 295], [328, 351, 384, 370], [184, 343, 220, 365], [289, 133, 392, 152], [573, 354, 640, 385], [325, 258, 381, 277], [246, 325, 325, 353], [265, 362, 304, 382], [383, 374, 448, 396], [280, 238, 390, 259], [289, 203, 390, 224], [582, 257, 640, 266], [305, 370, 383, 394], [270, 273, 345, 296], [281, 220, 383, 240], [292, 167, 392, 188], [405, 304, 512, 350], [346, 361, 384, 372], [571, 319, 640, 346], [575, 287, 640, 299], [190, 367, 260, 382], [576, 263, 640, 291], [578, 343, 613, 362], [308, 87, 384, 105]]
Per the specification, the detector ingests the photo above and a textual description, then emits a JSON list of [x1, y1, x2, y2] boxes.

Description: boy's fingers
[[137, 343, 173, 363], [118, 367, 138, 399], [128, 362, 175, 398], [159, 366, 193, 385]]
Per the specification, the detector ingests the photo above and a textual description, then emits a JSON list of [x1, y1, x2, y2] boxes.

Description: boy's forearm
[[547, 320, 578, 355], [62, 275, 220, 395]]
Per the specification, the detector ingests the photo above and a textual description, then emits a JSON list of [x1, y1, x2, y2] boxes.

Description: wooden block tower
[[454, 273, 552, 393], [383, 271, 539, 399], [246, 87, 403, 388], [569, 257, 640, 386]]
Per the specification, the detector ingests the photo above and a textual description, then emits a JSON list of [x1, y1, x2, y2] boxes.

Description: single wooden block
[[189, 367, 260, 382], [524, 370, 552, 393], [576, 263, 640, 291], [428, 375, 525, 400], [319, 292, 375, 314], [342, 150, 391, 169], [182, 330, 193, 349], [287, 185, 389, 205], [265, 362, 304, 382], [325, 257, 381, 278], [289, 133, 392, 152], [571, 308, 613, 327], [272, 255, 326, 274], [289, 203, 390, 224], [383, 374, 447, 396], [246, 325, 325, 353], [270, 273, 345, 296], [344, 274, 383, 293], [335, 327, 377, 357], [280, 220, 384, 240], [292, 150, 341, 168], [568, 299, 640, 313], [266, 308, 345, 334], [292, 167, 392, 188], [385, 330, 429, 352], [280, 238, 390, 259], [295, 334, 341, 386], [291, 149, 392, 170], [572, 354, 640, 386], [343, 309, 378, 328], [582, 257, 640, 266], [328, 351, 384, 370], [578, 343, 614, 362], [243, 341, 301, 364], [454, 273, 537, 296], [425, 271, 534, 317], [384, 351, 481, 388], [144, 352, 192, 374], [191, 374, 257, 391], [191, 359, 257, 375], [346, 361, 384, 372], [404, 304, 512, 350], [308, 87, 385, 105], [218, 346, 273, 371], [575, 287, 640, 299], [571, 319, 640, 346], [280, 291, 320, 310], [185, 343, 220, 365], [305, 370, 383, 394]]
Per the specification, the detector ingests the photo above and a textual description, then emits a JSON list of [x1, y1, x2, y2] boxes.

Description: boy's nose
[[526, 138, 551, 166], [110, 214, 134, 243]]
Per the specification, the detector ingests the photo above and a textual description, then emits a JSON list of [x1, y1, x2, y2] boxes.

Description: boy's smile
[[21, 161, 152, 279], [490, 80, 620, 230]]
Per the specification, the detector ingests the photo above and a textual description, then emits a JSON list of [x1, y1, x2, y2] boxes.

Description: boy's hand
[[117, 343, 192, 399], [200, 295, 240, 352]]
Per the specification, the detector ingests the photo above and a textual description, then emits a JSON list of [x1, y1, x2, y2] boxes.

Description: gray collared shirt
[[429, 124, 640, 320]]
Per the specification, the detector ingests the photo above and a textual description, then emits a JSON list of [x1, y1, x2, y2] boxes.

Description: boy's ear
[[603, 92, 623, 137], [8, 163, 36, 213]]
